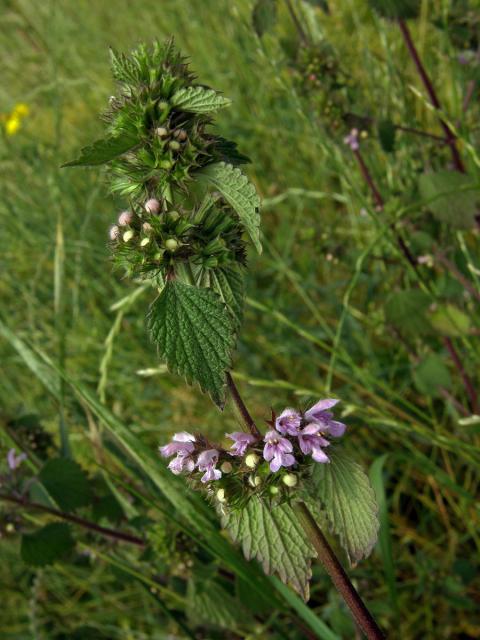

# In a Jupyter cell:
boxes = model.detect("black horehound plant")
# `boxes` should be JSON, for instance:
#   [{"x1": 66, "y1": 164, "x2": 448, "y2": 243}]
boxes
[{"x1": 64, "y1": 40, "x2": 383, "y2": 639}]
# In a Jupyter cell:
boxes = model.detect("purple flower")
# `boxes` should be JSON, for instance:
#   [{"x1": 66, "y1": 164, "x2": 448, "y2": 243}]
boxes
[
  {"x1": 298, "y1": 423, "x2": 330, "y2": 463},
  {"x1": 197, "y1": 449, "x2": 222, "y2": 483},
  {"x1": 275, "y1": 408, "x2": 302, "y2": 436},
  {"x1": 118, "y1": 210, "x2": 133, "y2": 226},
  {"x1": 145, "y1": 198, "x2": 161, "y2": 214},
  {"x1": 226, "y1": 432, "x2": 257, "y2": 456},
  {"x1": 344, "y1": 128, "x2": 359, "y2": 151},
  {"x1": 159, "y1": 431, "x2": 196, "y2": 458},
  {"x1": 168, "y1": 455, "x2": 195, "y2": 475},
  {"x1": 263, "y1": 430, "x2": 296, "y2": 473},
  {"x1": 109, "y1": 225, "x2": 120, "y2": 241},
  {"x1": 7, "y1": 449, "x2": 27, "y2": 471},
  {"x1": 304, "y1": 399, "x2": 346, "y2": 438}
]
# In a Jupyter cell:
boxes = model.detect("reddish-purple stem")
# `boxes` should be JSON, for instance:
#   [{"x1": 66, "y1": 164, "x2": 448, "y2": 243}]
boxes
[
  {"x1": 1, "y1": 493, "x2": 146, "y2": 547},
  {"x1": 398, "y1": 19, "x2": 466, "y2": 173}
]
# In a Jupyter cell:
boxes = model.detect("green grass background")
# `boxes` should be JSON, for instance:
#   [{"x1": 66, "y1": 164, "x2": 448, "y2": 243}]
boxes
[{"x1": 1, "y1": 0, "x2": 479, "y2": 638}]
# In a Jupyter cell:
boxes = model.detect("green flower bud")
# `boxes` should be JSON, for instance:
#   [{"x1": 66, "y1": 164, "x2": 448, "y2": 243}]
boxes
[
  {"x1": 169, "y1": 140, "x2": 181, "y2": 151},
  {"x1": 216, "y1": 488, "x2": 226, "y2": 503},
  {"x1": 159, "y1": 159, "x2": 173, "y2": 170},
  {"x1": 282, "y1": 473, "x2": 298, "y2": 488},
  {"x1": 269, "y1": 486, "x2": 279, "y2": 496},
  {"x1": 167, "y1": 210, "x2": 180, "y2": 223},
  {"x1": 220, "y1": 461, "x2": 233, "y2": 474},
  {"x1": 245, "y1": 453, "x2": 260, "y2": 469},
  {"x1": 140, "y1": 237, "x2": 150, "y2": 247},
  {"x1": 248, "y1": 475, "x2": 262, "y2": 488},
  {"x1": 123, "y1": 229, "x2": 135, "y2": 243},
  {"x1": 165, "y1": 238, "x2": 179, "y2": 252}
]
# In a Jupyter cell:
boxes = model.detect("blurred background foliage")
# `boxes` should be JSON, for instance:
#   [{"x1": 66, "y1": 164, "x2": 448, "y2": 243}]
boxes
[{"x1": 0, "y1": 0, "x2": 479, "y2": 638}]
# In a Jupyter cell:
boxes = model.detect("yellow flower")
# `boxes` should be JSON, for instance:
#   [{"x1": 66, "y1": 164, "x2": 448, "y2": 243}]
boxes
[
  {"x1": 13, "y1": 103, "x2": 29, "y2": 118},
  {"x1": 5, "y1": 116, "x2": 21, "y2": 136}
]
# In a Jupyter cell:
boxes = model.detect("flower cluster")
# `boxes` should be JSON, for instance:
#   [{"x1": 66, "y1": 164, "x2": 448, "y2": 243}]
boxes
[
  {"x1": 159, "y1": 399, "x2": 346, "y2": 505},
  {"x1": 109, "y1": 194, "x2": 246, "y2": 281}
]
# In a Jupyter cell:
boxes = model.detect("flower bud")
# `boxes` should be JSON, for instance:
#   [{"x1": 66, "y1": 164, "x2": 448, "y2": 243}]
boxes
[
  {"x1": 142, "y1": 222, "x2": 153, "y2": 233},
  {"x1": 269, "y1": 486, "x2": 279, "y2": 496},
  {"x1": 155, "y1": 127, "x2": 168, "y2": 138},
  {"x1": 282, "y1": 473, "x2": 298, "y2": 488},
  {"x1": 248, "y1": 475, "x2": 262, "y2": 488},
  {"x1": 118, "y1": 210, "x2": 133, "y2": 226},
  {"x1": 145, "y1": 198, "x2": 161, "y2": 214},
  {"x1": 140, "y1": 237, "x2": 150, "y2": 247},
  {"x1": 109, "y1": 225, "x2": 120, "y2": 241},
  {"x1": 216, "y1": 488, "x2": 226, "y2": 503},
  {"x1": 165, "y1": 238, "x2": 179, "y2": 252},
  {"x1": 123, "y1": 229, "x2": 135, "y2": 243},
  {"x1": 245, "y1": 453, "x2": 260, "y2": 469},
  {"x1": 169, "y1": 140, "x2": 181, "y2": 151},
  {"x1": 167, "y1": 210, "x2": 180, "y2": 223},
  {"x1": 175, "y1": 129, "x2": 188, "y2": 141},
  {"x1": 220, "y1": 461, "x2": 233, "y2": 474}
]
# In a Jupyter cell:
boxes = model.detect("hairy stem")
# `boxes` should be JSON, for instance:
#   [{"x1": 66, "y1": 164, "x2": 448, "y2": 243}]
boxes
[
  {"x1": 226, "y1": 372, "x2": 261, "y2": 437},
  {"x1": 398, "y1": 19, "x2": 465, "y2": 173},
  {"x1": 1, "y1": 493, "x2": 146, "y2": 547},
  {"x1": 294, "y1": 501, "x2": 385, "y2": 640}
]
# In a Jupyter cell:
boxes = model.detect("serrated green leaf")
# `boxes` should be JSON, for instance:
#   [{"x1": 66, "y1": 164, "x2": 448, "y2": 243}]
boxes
[
  {"x1": 384, "y1": 289, "x2": 431, "y2": 335},
  {"x1": 171, "y1": 86, "x2": 231, "y2": 114},
  {"x1": 429, "y1": 304, "x2": 471, "y2": 337},
  {"x1": 419, "y1": 171, "x2": 480, "y2": 229},
  {"x1": 413, "y1": 353, "x2": 452, "y2": 397},
  {"x1": 369, "y1": 0, "x2": 420, "y2": 19},
  {"x1": 21, "y1": 523, "x2": 75, "y2": 567},
  {"x1": 198, "y1": 162, "x2": 262, "y2": 253},
  {"x1": 39, "y1": 458, "x2": 92, "y2": 512},
  {"x1": 147, "y1": 281, "x2": 235, "y2": 407},
  {"x1": 252, "y1": 0, "x2": 278, "y2": 37},
  {"x1": 309, "y1": 449, "x2": 379, "y2": 565},
  {"x1": 62, "y1": 133, "x2": 139, "y2": 167},
  {"x1": 210, "y1": 266, "x2": 245, "y2": 331},
  {"x1": 224, "y1": 497, "x2": 315, "y2": 600}
]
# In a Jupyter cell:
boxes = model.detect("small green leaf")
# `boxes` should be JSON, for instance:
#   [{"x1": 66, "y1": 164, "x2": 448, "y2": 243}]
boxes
[
  {"x1": 369, "y1": 0, "x2": 420, "y2": 19},
  {"x1": 171, "y1": 86, "x2": 231, "y2": 114},
  {"x1": 377, "y1": 119, "x2": 396, "y2": 153},
  {"x1": 309, "y1": 448, "x2": 379, "y2": 565},
  {"x1": 429, "y1": 304, "x2": 471, "y2": 337},
  {"x1": 252, "y1": 0, "x2": 278, "y2": 37},
  {"x1": 62, "y1": 133, "x2": 139, "y2": 167},
  {"x1": 21, "y1": 523, "x2": 75, "y2": 567},
  {"x1": 39, "y1": 458, "x2": 92, "y2": 512},
  {"x1": 413, "y1": 353, "x2": 451, "y2": 397},
  {"x1": 419, "y1": 171, "x2": 480, "y2": 229},
  {"x1": 224, "y1": 497, "x2": 315, "y2": 600},
  {"x1": 147, "y1": 281, "x2": 235, "y2": 407},
  {"x1": 210, "y1": 266, "x2": 245, "y2": 331},
  {"x1": 385, "y1": 289, "x2": 432, "y2": 335},
  {"x1": 198, "y1": 162, "x2": 262, "y2": 253}
]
